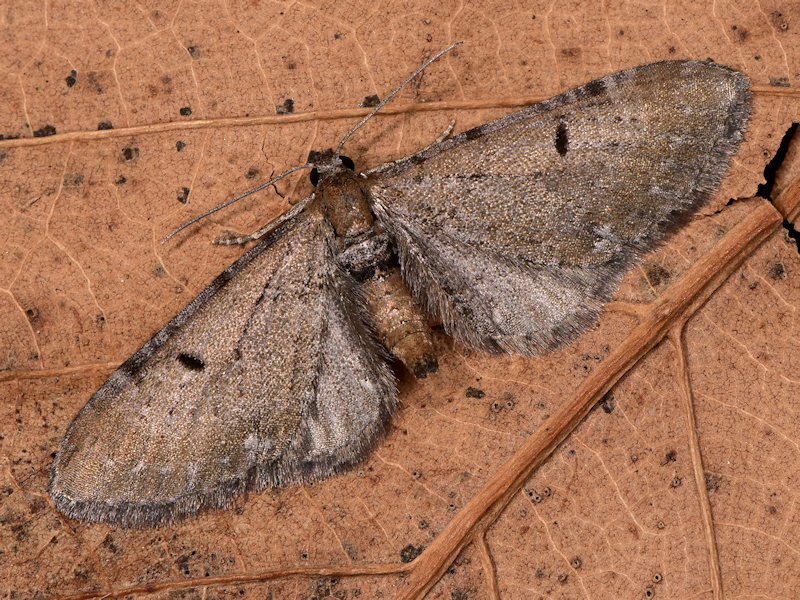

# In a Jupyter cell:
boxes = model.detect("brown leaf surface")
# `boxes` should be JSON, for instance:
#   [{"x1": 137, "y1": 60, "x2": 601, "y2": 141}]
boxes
[{"x1": 2, "y1": 2, "x2": 800, "y2": 599}]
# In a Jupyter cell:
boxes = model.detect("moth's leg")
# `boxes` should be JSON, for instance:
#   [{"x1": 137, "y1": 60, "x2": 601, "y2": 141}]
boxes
[
  {"x1": 214, "y1": 224, "x2": 272, "y2": 245},
  {"x1": 362, "y1": 121, "x2": 456, "y2": 178},
  {"x1": 213, "y1": 195, "x2": 314, "y2": 245},
  {"x1": 365, "y1": 121, "x2": 456, "y2": 178}
]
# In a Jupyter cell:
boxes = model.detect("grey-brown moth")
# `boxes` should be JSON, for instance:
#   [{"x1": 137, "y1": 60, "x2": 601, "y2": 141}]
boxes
[{"x1": 49, "y1": 56, "x2": 750, "y2": 527}]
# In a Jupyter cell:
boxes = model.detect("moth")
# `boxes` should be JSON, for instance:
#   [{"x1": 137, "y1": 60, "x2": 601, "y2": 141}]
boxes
[{"x1": 49, "y1": 51, "x2": 750, "y2": 527}]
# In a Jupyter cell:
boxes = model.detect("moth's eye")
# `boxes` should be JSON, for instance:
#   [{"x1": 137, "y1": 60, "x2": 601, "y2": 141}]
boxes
[
  {"x1": 309, "y1": 168, "x2": 320, "y2": 187},
  {"x1": 340, "y1": 155, "x2": 355, "y2": 170}
]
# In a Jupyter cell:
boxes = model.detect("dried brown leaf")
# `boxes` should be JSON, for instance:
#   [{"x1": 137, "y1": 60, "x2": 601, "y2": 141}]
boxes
[{"x1": 2, "y1": 2, "x2": 800, "y2": 599}]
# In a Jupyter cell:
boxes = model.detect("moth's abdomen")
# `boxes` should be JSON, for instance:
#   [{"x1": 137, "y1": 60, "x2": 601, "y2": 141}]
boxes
[
  {"x1": 336, "y1": 228, "x2": 438, "y2": 379},
  {"x1": 362, "y1": 267, "x2": 438, "y2": 379}
]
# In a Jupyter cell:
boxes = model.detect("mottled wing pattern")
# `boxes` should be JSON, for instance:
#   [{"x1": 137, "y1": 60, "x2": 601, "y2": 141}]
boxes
[
  {"x1": 49, "y1": 205, "x2": 395, "y2": 527},
  {"x1": 367, "y1": 60, "x2": 750, "y2": 353}
]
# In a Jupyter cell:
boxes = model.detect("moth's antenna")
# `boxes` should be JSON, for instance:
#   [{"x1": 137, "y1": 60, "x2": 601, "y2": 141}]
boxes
[
  {"x1": 335, "y1": 41, "x2": 463, "y2": 153},
  {"x1": 161, "y1": 163, "x2": 312, "y2": 243},
  {"x1": 163, "y1": 41, "x2": 462, "y2": 244}
]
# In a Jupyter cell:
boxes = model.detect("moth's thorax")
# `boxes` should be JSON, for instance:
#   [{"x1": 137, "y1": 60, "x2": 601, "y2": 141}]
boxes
[
  {"x1": 315, "y1": 166, "x2": 437, "y2": 379},
  {"x1": 318, "y1": 170, "x2": 373, "y2": 239}
]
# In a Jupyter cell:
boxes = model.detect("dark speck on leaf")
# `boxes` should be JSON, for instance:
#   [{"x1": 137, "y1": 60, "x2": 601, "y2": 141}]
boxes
[
  {"x1": 645, "y1": 264, "x2": 671, "y2": 287},
  {"x1": 276, "y1": 98, "x2": 294, "y2": 114},
  {"x1": 33, "y1": 125, "x2": 57, "y2": 137},
  {"x1": 599, "y1": 392, "x2": 615, "y2": 414},
  {"x1": 769, "y1": 76, "x2": 790, "y2": 87},
  {"x1": 121, "y1": 147, "x2": 139, "y2": 161},
  {"x1": 465, "y1": 386, "x2": 485, "y2": 399},
  {"x1": 97, "y1": 121, "x2": 114, "y2": 130},
  {"x1": 361, "y1": 94, "x2": 381, "y2": 107},
  {"x1": 63, "y1": 172, "x2": 84, "y2": 187},
  {"x1": 179, "y1": 106, "x2": 192, "y2": 116},
  {"x1": 768, "y1": 262, "x2": 786, "y2": 280},
  {"x1": 399, "y1": 543, "x2": 424, "y2": 563}
]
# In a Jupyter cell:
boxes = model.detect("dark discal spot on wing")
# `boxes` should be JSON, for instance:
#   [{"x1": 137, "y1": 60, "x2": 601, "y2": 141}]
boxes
[
  {"x1": 177, "y1": 352, "x2": 205, "y2": 371},
  {"x1": 555, "y1": 120, "x2": 569, "y2": 156}
]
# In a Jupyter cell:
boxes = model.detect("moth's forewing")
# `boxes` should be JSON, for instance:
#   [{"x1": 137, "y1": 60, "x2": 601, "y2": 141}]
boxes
[
  {"x1": 366, "y1": 60, "x2": 749, "y2": 353},
  {"x1": 49, "y1": 205, "x2": 395, "y2": 527}
]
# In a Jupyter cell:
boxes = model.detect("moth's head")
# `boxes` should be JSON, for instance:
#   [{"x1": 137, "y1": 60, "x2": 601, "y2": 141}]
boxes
[{"x1": 308, "y1": 148, "x2": 355, "y2": 187}]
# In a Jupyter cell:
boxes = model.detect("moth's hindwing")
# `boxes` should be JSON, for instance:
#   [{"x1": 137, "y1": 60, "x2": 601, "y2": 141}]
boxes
[{"x1": 49, "y1": 205, "x2": 396, "y2": 527}]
